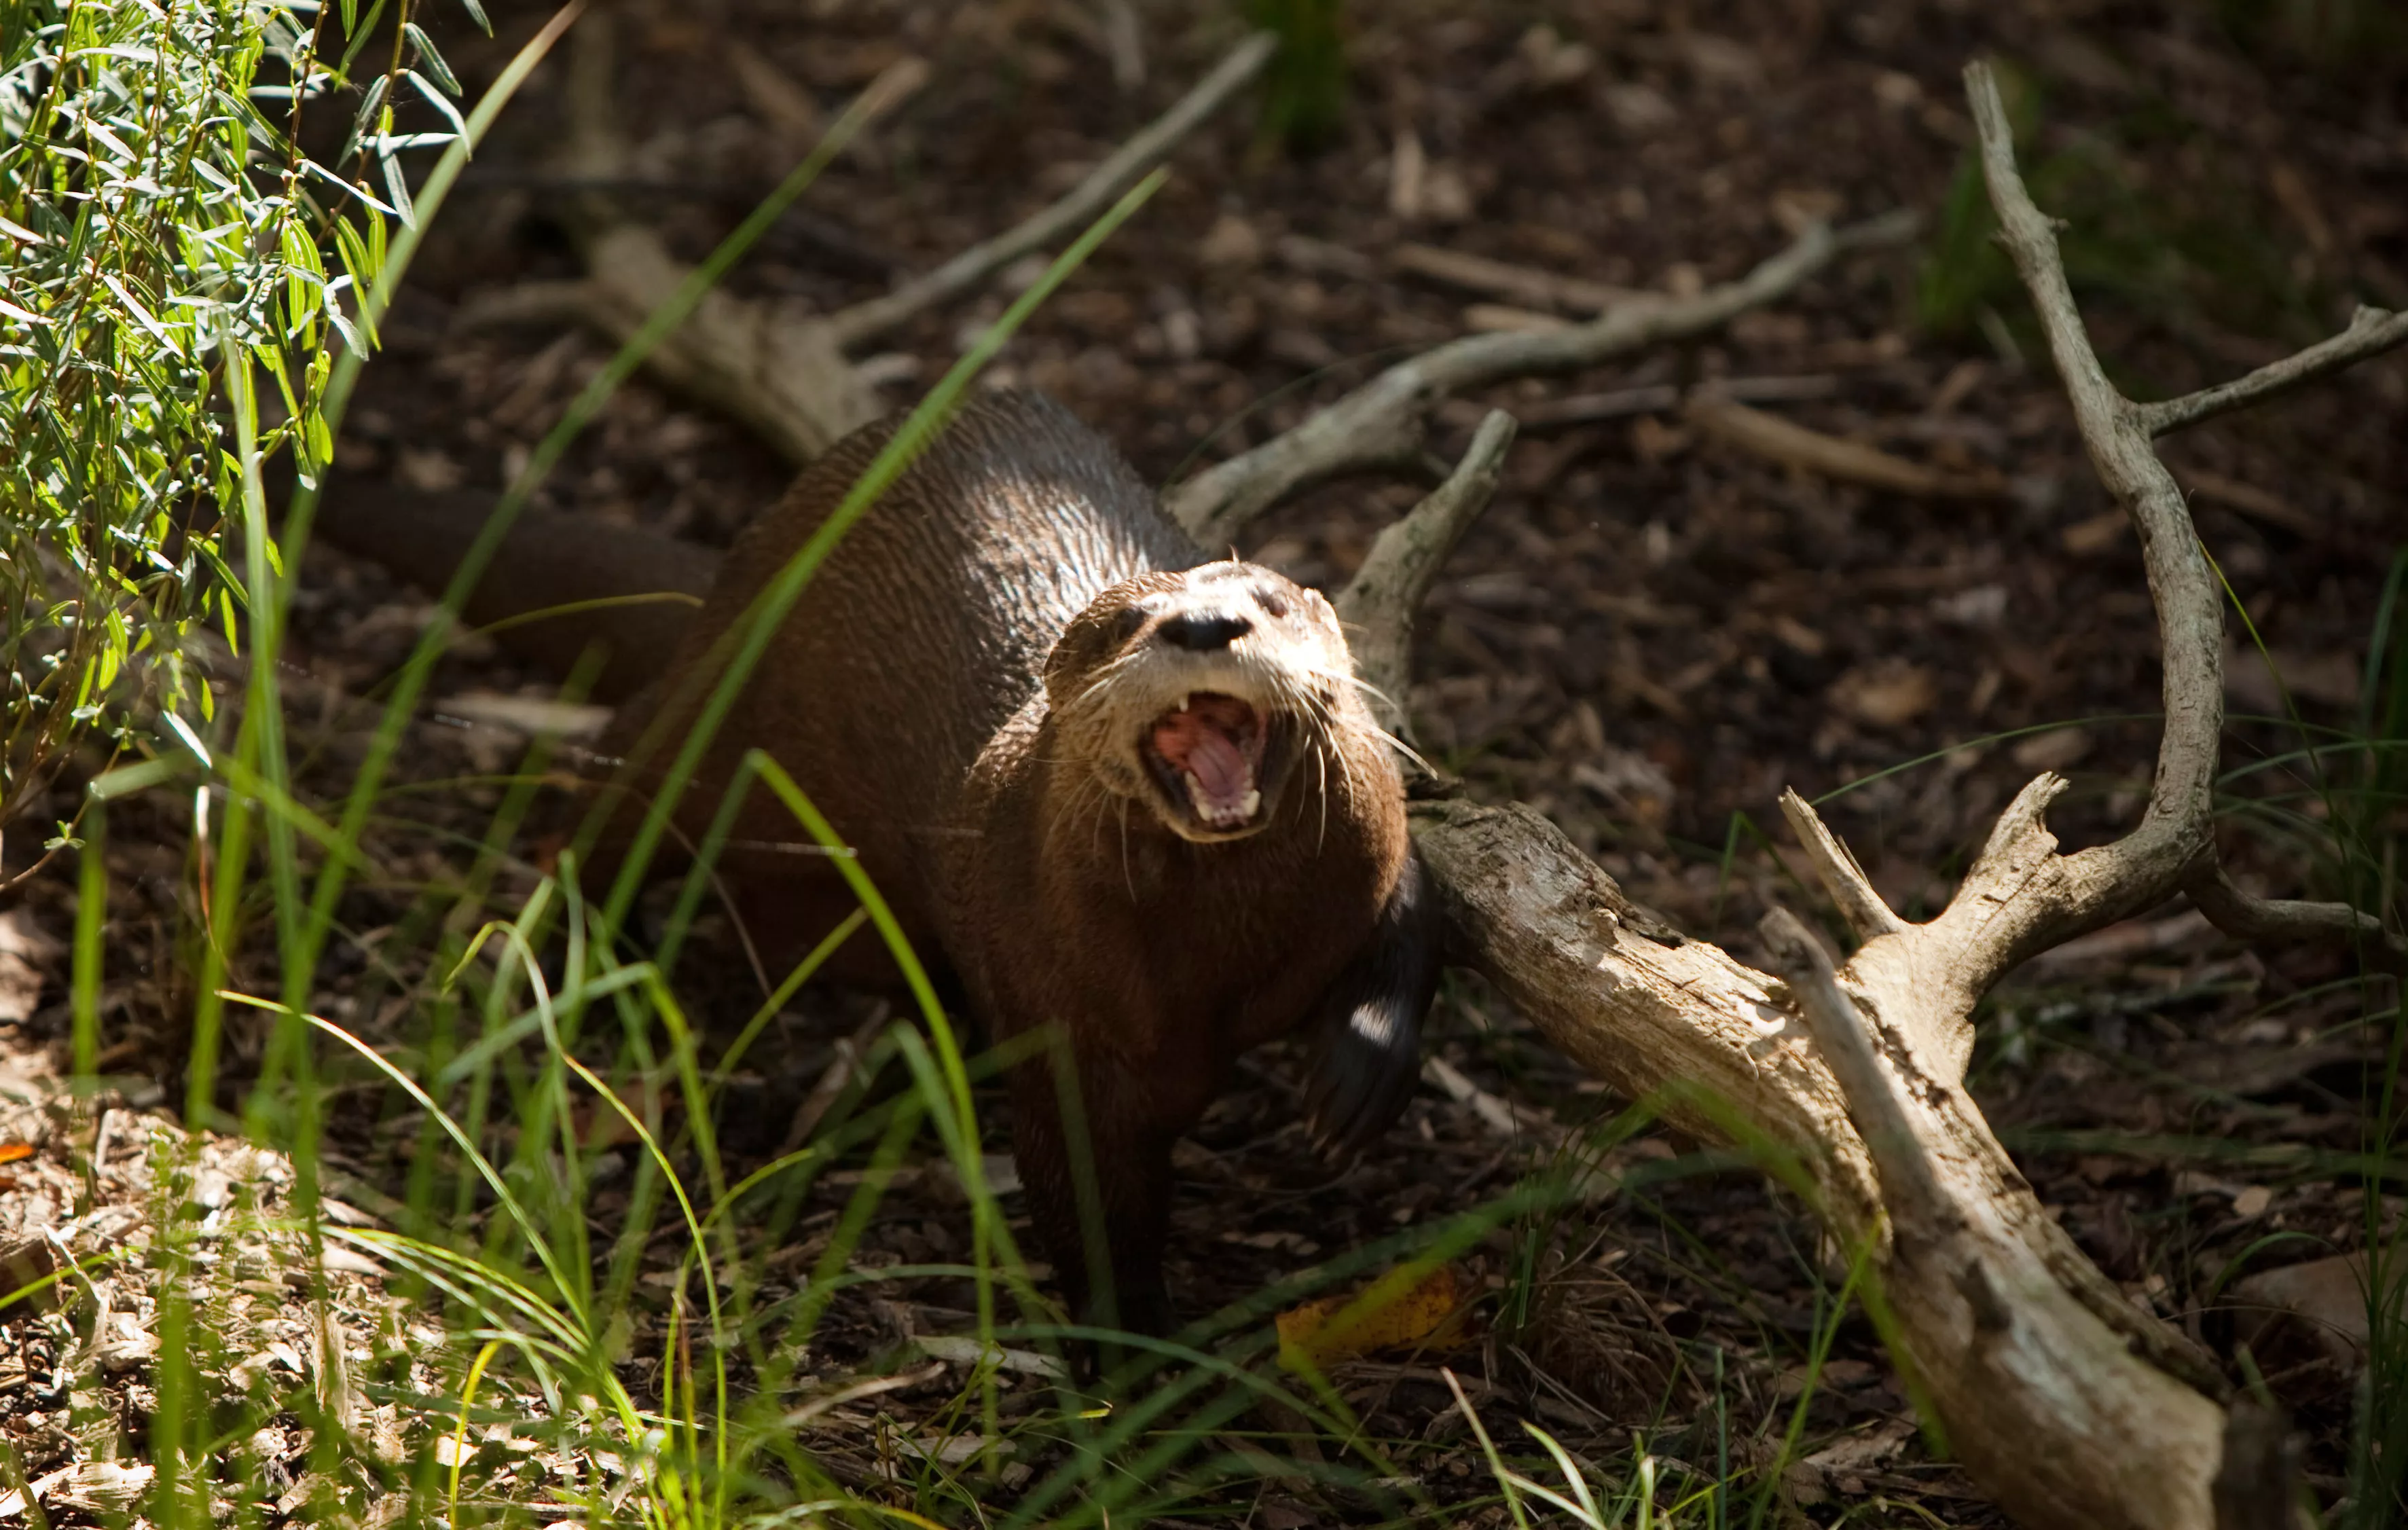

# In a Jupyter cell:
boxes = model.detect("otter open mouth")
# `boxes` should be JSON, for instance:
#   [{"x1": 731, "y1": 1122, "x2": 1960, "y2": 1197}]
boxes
[{"x1": 1142, "y1": 692, "x2": 1269, "y2": 834}]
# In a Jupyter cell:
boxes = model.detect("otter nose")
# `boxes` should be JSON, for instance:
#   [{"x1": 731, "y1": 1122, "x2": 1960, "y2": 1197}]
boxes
[{"x1": 1157, "y1": 610, "x2": 1252, "y2": 651}]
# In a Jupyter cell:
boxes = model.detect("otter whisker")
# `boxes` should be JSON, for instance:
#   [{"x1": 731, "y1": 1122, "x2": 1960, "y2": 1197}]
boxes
[
  {"x1": 1313, "y1": 731, "x2": 1330, "y2": 852},
  {"x1": 1117, "y1": 793, "x2": 1136, "y2": 903}
]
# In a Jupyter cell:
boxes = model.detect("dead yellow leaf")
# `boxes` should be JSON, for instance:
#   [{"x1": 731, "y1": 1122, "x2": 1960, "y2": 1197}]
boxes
[{"x1": 1275, "y1": 1262, "x2": 1470, "y2": 1372}]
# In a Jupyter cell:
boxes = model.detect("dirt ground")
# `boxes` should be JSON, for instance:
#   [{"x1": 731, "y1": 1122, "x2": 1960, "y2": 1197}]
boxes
[{"x1": 3, "y1": 0, "x2": 2405, "y2": 1523}]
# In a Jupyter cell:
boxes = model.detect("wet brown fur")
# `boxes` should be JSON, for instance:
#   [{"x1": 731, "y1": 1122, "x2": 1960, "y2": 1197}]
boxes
[{"x1": 319, "y1": 390, "x2": 1421, "y2": 1334}]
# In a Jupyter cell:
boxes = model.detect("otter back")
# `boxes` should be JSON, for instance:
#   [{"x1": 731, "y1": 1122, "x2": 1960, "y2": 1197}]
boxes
[{"x1": 619, "y1": 391, "x2": 1202, "y2": 917}]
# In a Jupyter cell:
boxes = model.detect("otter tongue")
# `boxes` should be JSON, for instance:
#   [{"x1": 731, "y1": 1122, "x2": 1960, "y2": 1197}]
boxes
[
  {"x1": 1181, "y1": 725, "x2": 1250, "y2": 805},
  {"x1": 1150, "y1": 695, "x2": 1258, "y2": 818}
]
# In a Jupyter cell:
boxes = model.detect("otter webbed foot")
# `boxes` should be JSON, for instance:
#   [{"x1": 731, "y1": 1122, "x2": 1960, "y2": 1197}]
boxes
[{"x1": 1306, "y1": 847, "x2": 1443, "y2": 1156}]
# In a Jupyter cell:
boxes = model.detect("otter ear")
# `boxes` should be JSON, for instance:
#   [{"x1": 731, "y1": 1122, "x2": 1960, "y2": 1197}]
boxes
[{"x1": 1306, "y1": 846, "x2": 1444, "y2": 1156}]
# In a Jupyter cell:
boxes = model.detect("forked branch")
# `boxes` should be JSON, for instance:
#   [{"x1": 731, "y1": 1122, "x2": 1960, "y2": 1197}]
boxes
[
  {"x1": 1167, "y1": 208, "x2": 1920, "y2": 548},
  {"x1": 1965, "y1": 58, "x2": 2408, "y2": 977}
]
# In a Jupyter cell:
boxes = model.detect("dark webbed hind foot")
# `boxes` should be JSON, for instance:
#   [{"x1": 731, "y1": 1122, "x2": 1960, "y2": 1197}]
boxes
[{"x1": 1307, "y1": 847, "x2": 1444, "y2": 1155}]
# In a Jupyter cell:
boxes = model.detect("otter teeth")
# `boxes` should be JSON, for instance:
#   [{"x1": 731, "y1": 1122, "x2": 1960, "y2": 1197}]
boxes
[{"x1": 1182, "y1": 771, "x2": 1262, "y2": 827}]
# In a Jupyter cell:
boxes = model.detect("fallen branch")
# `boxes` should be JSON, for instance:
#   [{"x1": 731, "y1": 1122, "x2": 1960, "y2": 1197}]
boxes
[
  {"x1": 1166, "y1": 208, "x2": 1921, "y2": 548},
  {"x1": 822, "y1": 33, "x2": 1276, "y2": 350},
  {"x1": 494, "y1": 22, "x2": 1277, "y2": 467}
]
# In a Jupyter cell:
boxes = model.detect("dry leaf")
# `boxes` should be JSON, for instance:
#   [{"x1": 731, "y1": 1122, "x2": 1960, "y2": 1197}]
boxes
[
  {"x1": 1829, "y1": 660, "x2": 1937, "y2": 729},
  {"x1": 1198, "y1": 213, "x2": 1262, "y2": 268},
  {"x1": 1275, "y1": 1263, "x2": 1470, "y2": 1372},
  {"x1": 2230, "y1": 1253, "x2": 2392, "y2": 1365},
  {"x1": 2009, "y1": 726, "x2": 2092, "y2": 771},
  {"x1": 0, "y1": 910, "x2": 58, "y2": 1026},
  {"x1": 2226, "y1": 643, "x2": 2362, "y2": 712}
]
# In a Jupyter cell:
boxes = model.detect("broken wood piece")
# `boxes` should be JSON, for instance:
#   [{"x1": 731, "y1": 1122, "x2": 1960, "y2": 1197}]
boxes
[
  {"x1": 1391, "y1": 241, "x2": 1651, "y2": 315},
  {"x1": 1776, "y1": 788, "x2": 1908, "y2": 942},
  {"x1": 1756, "y1": 907, "x2": 1948, "y2": 1226},
  {"x1": 1683, "y1": 392, "x2": 2003, "y2": 498},
  {"x1": 1335, "y1": 409, "x2": 1517, "y2": 741}
]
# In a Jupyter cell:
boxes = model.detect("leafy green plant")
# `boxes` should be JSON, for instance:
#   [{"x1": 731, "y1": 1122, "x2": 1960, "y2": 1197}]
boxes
[{"x1": 0, "y1": 0, "x2": 485, "y2": 894}]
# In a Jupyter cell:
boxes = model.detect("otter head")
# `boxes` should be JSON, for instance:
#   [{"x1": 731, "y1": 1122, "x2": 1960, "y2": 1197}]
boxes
[{"x1": 1044, "y1": 562, "x2": 1364, "y2": 844}]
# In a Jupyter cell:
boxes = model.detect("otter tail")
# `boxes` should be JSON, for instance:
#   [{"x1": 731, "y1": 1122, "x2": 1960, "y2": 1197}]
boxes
[{"x1": 310, "y1": 480, "x2": 723, "y2": 702}]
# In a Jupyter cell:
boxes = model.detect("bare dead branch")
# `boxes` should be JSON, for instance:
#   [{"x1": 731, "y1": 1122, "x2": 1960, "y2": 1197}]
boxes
[
  {"x1": 1333, "y1": 409, "x2": 1516, "y2": 740},
  {"x1": 1165, "y1": 208, "x2": 1920, "y2": 548},
  {"x1": 1776, "y1": 789, "x2": 1908, "y2": 942},
  {"x1": 822, "y1": 33, "x2": 1277, "y2": 350},
  {"x1": 2187, "y1": 864, "x2": 2408, "y2": 977},
  {"x1": 1757, "y1": 908, "x2": 1950, "y2": 1226},
  {"x1": 1964, "y1": 58, "x2": 2406, "y2": 979},
  {"x1": 1969, "y1": 62, "x2": 2223, "y2": 911},
  {"x1": 1410, "y1": 797, "x2": 1887, "y2": 1243},
  {"x1": 2136, "y1": 304, "x2": 2408, "y2": 438}
]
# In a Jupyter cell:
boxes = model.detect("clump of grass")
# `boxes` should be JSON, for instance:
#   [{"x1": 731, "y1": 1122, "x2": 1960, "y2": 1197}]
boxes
[
  {"x1": 1915, "y1": 56, "x2": 2322, "y2": 370},
  {"x1": 1247, "y1": 0, "x2": 1348, "y2": 154},
  {"x1": 2213, "y1": 0, "x2": 2408, "y2": 73}
]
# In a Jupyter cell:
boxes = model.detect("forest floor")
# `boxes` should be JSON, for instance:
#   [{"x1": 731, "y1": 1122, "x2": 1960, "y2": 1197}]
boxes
[{"x1": 3, "y1": 1, "x2": 2405, "y2": 1525}]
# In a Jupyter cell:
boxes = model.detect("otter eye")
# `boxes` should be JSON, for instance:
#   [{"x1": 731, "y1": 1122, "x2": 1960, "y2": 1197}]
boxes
[
  {"x1": 1256, "y1": 588, "x2": 1291, "y2": 619},
  {"x1": 1108, "y1": 605, "x2": 1148, "y2": 644}
]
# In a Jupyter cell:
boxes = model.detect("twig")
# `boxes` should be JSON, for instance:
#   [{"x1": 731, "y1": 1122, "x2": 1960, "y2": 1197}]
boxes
[
  {"x1": 1165, "y1": 208, "x2": 1920, "y2": 548},
  {"x1": 1515, "y1": 374, "x2": 1838, "y2": 431},
  {"x1": 1777, "y1": 789, "x2": 1908, "y2": 941},
  {"x1": 2187, "y1": 865, "x2": 2408, "y2": 978},
  {"x1": 1390, "y1": 241, "x2": 1649, "y2": 315},
  {"x1": 2134, "y1": 305, "x2": 2408, "y2": 437},
  {"x1": 822, "y1": 32, "x2": 1276, "y2": 350},
  {"x1": 1757, "y1": 908, "x2": 1950, "y2": 1227},
  {"x1": 1683, "y1": 392, "x2": 2003, "y2": 498},
  {"x1": 1332, "y1": 409, "x2": 1516, "y2": 740},
  {"x1": 1100, "y1": 0, "x2": 1145, "y2": 94}
]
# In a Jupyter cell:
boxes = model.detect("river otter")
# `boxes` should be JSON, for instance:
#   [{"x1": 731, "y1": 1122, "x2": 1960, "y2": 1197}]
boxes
[{"x1": 320, "y1": 388, "x2": 1440, "y2": 1335}]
